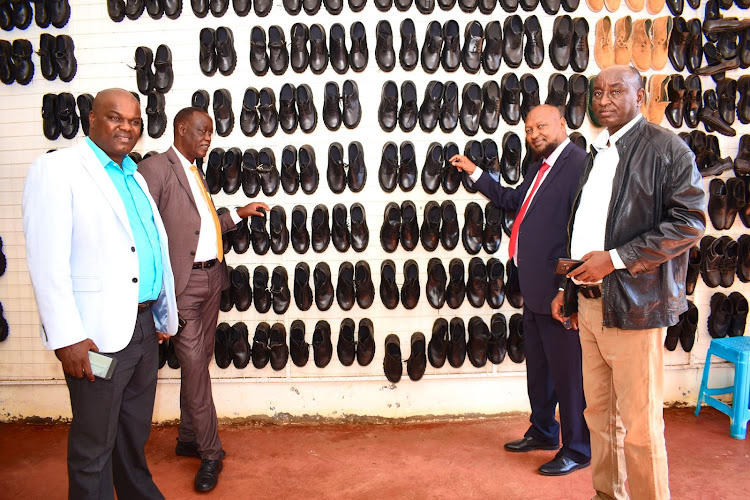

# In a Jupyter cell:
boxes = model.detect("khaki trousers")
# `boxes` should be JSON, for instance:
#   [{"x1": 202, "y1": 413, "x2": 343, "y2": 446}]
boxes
[{"x1": 577, "y1": 295, "x2": 670, "y2": 500}]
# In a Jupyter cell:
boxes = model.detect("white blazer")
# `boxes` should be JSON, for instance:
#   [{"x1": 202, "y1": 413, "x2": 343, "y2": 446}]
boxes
[{"x1": 22, "y1": 141, "x2": 178, "y2": 352}]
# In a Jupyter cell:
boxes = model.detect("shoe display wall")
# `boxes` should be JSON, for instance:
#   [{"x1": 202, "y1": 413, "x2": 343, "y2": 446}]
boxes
[{"x1": 3, "y1": 0, "x2": 750, "y2": 405}]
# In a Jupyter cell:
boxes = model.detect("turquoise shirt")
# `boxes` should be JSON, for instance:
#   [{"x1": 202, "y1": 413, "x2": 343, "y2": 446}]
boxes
[{"x1": 87, "y1": 138, "x2": 163, "y2": 302}]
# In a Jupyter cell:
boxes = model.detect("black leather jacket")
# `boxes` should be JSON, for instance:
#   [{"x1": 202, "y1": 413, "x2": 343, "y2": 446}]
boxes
[{"x1": 566, "y1": 117, "x2": 706, "y2": 330}]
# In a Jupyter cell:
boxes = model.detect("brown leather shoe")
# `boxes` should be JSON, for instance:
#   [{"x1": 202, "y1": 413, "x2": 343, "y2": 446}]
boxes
[
  {"x1": 614, "y1": 16, "x2": 633, "y2": 65},
  {"x1": 604, "y1": 0, "x2": 620, "y2": 11},
  {"x1": 631, "y1": 18, "x2": 653, "y2": 71},
  {"x1": 585, "y1": 0, "x2": 603, "y2": 11},
  {"x1": 646, "y1": 0, "x2": 665, "y2": 14},
  {"x1": 625, "y1": 0, "x2": 644, "y2": 10},
  {"x1": 647, "y1": 74, "x2": 670, "y2": 124},
  {"x1": 594, "y1": 16, "x2": 615, "y2": 69},
  {"x1": 651, "y1": 16, "x2": 673, "y2": 70}
]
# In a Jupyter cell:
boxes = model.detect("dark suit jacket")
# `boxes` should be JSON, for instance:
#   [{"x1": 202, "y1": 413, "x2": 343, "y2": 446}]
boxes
[
  {"x1": 138, "y1": 148, "x2": 236, "y2": 296},
  {"x1": 474, "y1": 141, "x2": 586, "y2": 314}
]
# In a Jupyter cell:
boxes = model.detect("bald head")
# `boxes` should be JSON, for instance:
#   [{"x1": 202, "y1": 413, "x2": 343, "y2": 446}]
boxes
[
  {"x1": 524, "y1": 104, "x2": 568, "y2": 158},
  {"x1": 591, "y1": 66, "x2": 645, "y2": 134},
  {"x1": 88, "y1": 88, "x2": 142, "y2": 166}
]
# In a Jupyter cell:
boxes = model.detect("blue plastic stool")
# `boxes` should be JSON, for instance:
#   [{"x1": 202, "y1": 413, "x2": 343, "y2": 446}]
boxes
[{"x1": 695, "y1": 336, "x2": 750, "y2": 439}]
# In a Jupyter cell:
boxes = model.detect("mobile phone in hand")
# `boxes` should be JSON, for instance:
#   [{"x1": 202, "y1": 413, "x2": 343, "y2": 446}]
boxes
[{"x1": 555, "y1": 258, "x2": 584, "y2": 275}]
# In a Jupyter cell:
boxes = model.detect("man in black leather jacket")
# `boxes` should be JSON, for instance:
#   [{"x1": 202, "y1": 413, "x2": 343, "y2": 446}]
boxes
[{"x1": 551, "y1": 66, "x2": 705, "y2": 500}]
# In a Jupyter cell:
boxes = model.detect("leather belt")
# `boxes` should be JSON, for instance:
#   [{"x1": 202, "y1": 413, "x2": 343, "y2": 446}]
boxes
[
  {"x1": 138, "y1": 300, "x2": 156, "y2": 313},
  {"x1": 193, "y1": 259, "x2": 217, "y2": 270},
  {"x1": 579, "y1": 284, "x2": 602, "y2": 299}
]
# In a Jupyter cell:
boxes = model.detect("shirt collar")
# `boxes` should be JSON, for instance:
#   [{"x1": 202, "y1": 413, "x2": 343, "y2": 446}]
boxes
[
  {"x1": 543, "y1": 138, "x2": 570, "y2": 168},
  {"x1": 592, "y1": 113, "x2": 643, "y2": 152},
  {"x1": 171, "y1": 145, "x2": 193, "y2": 170},
  {"x1": 86, "y1": 137, "x2": 137, "y2": 175}
]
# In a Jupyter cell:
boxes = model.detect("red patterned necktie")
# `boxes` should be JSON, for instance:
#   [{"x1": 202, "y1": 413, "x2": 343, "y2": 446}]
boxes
[{"x1": 508, "y1": 161, "x2": 551, "y2": 259}]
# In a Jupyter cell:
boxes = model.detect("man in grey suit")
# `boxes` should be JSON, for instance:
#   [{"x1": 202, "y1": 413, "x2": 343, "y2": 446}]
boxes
[
  {"x1": 139, "y1": 107, "x2": 268, "y2": 492},
  {"x1": 23, "y1": 88, "x2": 178, "y2": 499}
]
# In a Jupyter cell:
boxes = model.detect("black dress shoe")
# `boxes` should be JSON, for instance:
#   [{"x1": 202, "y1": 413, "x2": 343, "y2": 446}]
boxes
[
  {"x1": 233, "y1": 0, "x2": 251, "y2": 15},
  {"x1": 291, "y1": 22, "x2": 309, "y2": 74},
  {"x1": 729, "y1": 292, "x2": 748, "y2": 337},
  {"x1": 294, "y1": 262, "x2": 313, "y2": 311},
  {"x1": 467, "y1": 316, "x2": 490, "y2": 367},
  {"x1": 500, "y1": 132, "x2": 522, "y2": 185},
  {"x1": 214, "y1": 322, "x2": 232, "y2": 367},
  {"x1": 330, "y1": 23, "x2": 349, "y2": 74},
  {"x1": 406, "y1": 332, "x2": 427, "y2": 381},
  {"x1": 400, "y1": 200, "x2": 419, "y2": 251},
  {"x1": 479, "y1": 81, "x2": 501, "y2": 135},
  {"x1": 311, "y1": 204, "x2": 330, "y2": 253},
  {"x1": 213, "y1": 88, "x2": 234, "y2": 137},
  {"x1": 384, "y1": 334, "x2": 402, "y2": 383},
  {"x1": 209, "y1": 0, "x2": 228, "y2": 15},
  {"x1": 442, "y1": 143, "x2": 461, "y2": 193},
  {"x1": 466, "y1": 257, "x2": 487, "y2": 308},
  {"x1": 314, "y1": 262, "x2": 334, "y2": 311},
  {"x1": 419, "y1": 80, "x2": 443, "y2": 132},
  {"x1": 379, "y1": 142, "x2": 399, "y2": 192},
  {"x1": 376, "y1": 20, "x2": 395, "y2": 72},
  {"x1": 258, "y1": 87, "x2": 278, "y2": 138},
  {"x1": 290, "y1": 320, "x2": 309, "y2": 367},
  {"x1": 195, "y1": 458, "x2": 223, "y2": 492},
  {"x1": 566, "y1": 74, "x2": 588, "y2": 130},
  {"x1": 213, "y1": 26, "x2": 235, "y2": 76},
  {"x1": 242, "y1": 149, "x2": 261, "y2": 197},
  {"x1": 379, "y1": 81, "x2": 399, "y2": 132},
  {"x1": 401, "y1": 259, "x2": 420, "y2": 309},
  {"x1": 270, "y1": 206, "x2": 289, "y2": 255},
  {"x1": 313, "y1": 320, "x2": 333, "y2": 368},
  {"x1": 125, "y1": 0, "x2": 145, "y2": 19},
  {"x1": 462, "y1": 202, "x2": 484, "y2": 255},
  {"x1": 336, "y1": 263, "x2": 355, "y2": 311},
  {"x1": 486, "y1": 257, "x2": 505, "y2": 309},
  {"x1": 222, "y1": 147, "x2": 241, "y2": 195},
  {"x1": 539, "y1": 455, "x2": 590, "y2": 476},
  {"x1": 193, "y1": 89, "x2": 210, "y2": 113},
  {"x1": 482, "y1": 21, "x2": 503, "y2": 75},
  {"x1": 666, "y1": 75, "x2": 686, "y2": 128},
  {"x1": 350, "y1": 203, "x2": 369, "y2": 252},
  {"x1": 550, "y1": 15, "x2": 572, "y2": 71},
  {"x1": 38, "y1": 34, "x2": 56, "y2": 81},
  {"x1": 429, "y1": 318, "x2": 449, "y2": 368},
  {"x1": 281, "y1": 146, "x2": 299, "y2": 195},
  {"x1": 11, "y1": 39, "x2": 33, "y2": 86},
  {"x1": 349, "y1": 0, "x2": 367, "y2": 11},
  {"x1": 448, "y1": 317, "x2": 466, "y2": 368},
  {"x1": 483, "y1": 203, "x2": 502, "y2": 254},
  {"x1": 445, "y1": 258, "x2": 465, "y2": 309},
  {"x1": 338, "y1": 318, "x2": 356, "y2": 366},
  {"x1": 506, "y1": 258, "x2": 524, "y2": 308},
  {"x1": 279, "y1": 83, "x2": 298, "y2": 134},
  {"x1": 355, "y1": 260, "x2": 375, "y2": 309},
  {"x1": 441, "y1": 20, "x2": 460, "y2": 72},
  {"x1": 332, "y1": 203, "x2": 351, "y2": 252},
  {"x1": 500, "y1": 73, "x2": 521, "y2": 126},
  {"x1": 303, "y1": 0, "x2": 322, "y2": 14},
  {"x1": 462, "y1": 21, "x2": 484, "y2": 74},
  {"x1": 269, "y1": 323, "x2": 289, "y2": 370},
  {"x1": 669, "y1": 17, "x2": 690, "y2": 72},
  {"x1": 219, "y1": 266, "x2": 233, "y2": 311},
  {"x1": 717, "y1": 77, "x2": 737, "y2": 126},
  {"x1": 546, "y1": 73, "x2": 568, "y2": 115},
  {"x1": 107, "y1": 0, "x2": 125, "y2": 21},
  {"x1": 374, "y1": 0, "x2": 392, "y2": 8},
  {"x1": 426, "y1": 257, "x2": 447, "y2": 309},
  {"x1": 42, "y1": 93, "x2": 60, "y2": 140},
  {"x1": 252, "y1": 322, "x2": 271, "y2": 368},
  {"x1": 422, "y1": 20, "x2": 443, "y2": 73},
  {"x1": 420, "y1": 201, "x2": 441, "y2": 251},
  {"x1": 571, "y1": 17, "x2": 589, "y2": 72},
  {"x1": 508, "y1": 313, "x2": 525, "y2": 362},
  {"x1": 232, "y1": 219, "x2": 250, "y2": 255},
  {"x1": 399, "y1": 81, "x2": 418, "y2": 132},
  {"x1": 440, "y1": 200, "x2": 459, "y2": 250},
  {"x1": 327, "y1": 142, "x2": 346, "y2": 194},
  {"x1": 400, "y1": 18, "x2": 419, "y2": 71},
  {"x1": 503, "y1": 15, "x2": 523, "y2": 68},
  {"x1": 324, "y1": 0, "x2": 343, "y2": 14},
  {"x1": 342, "y1": 80, "x2": 361, "y2": 129},
  {"x1": 708, "y1": 178, "x2": 728, "y2": 230},
  {"x1": 51, "y1": 35, "x2": 76, "y2": 84},
  {"x1": 440, "y1": 81, "x2": 459, "y2": 133},
  {"x1": 357, "y1": 318, "x2": 376, "y2": 366},
  {"x1": 146, "y1": 91, "x2": 166, "y2": 139},
  {"x1": 309, "y1": 24, "x2": 328, "y2": 75},
  {"x1": 250, "y1": 26, "x2": 269, "y2": 76},
  {"x1": 380, "y1": 259, "x2": 400, "y2": 309},
  {"x1": 296, "y1": 84, "x2": 317, "y2": 134},
  {"x1": 254, "y1": 0, "x2": 272, "y2": 16},
  {"x1": 459, "y1": 83, "x2": 482, "y2": 137},
  {"x1": 299, "y1": 145, "x2": 319, "y2": 194},
  {"x1": 421, "y1": 143, "x2": 443, "y2": 195},
  {"x1": 488, "y1": 313, "x2": 507, "y2": 364},
  {"x1": 152, "y1": 44, "x2": 172, "y2": 93},
  {"x1": 257, "y1": 148, "x2": 279, "y2": 196},
  {"x1": 230, "y1": 322, "x2": 251, "y2": 369},
  {"x1": 399, "y1": 141, "x2": 417, "y2": 191},
  {"x1": 250, "y1": 209, "x2": 271, "y2": 256},
  {"x1": 206, "y1": 148, "x2": 224, "y2": 195}
]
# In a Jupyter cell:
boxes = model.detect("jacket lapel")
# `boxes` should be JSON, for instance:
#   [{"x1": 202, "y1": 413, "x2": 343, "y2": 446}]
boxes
[
  {"x1": 524, "y1": 142, "x2": 574, "y2": 217},
  {"x1": 77, "y1": 142, "x2": 133, "y2": 239},
  {"x1": 166, "y1": 148, "x2": 198, "y2": 210}
]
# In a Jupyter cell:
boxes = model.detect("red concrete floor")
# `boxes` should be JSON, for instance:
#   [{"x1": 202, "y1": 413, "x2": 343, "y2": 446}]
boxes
[{"x1": 0, "y1": 407, "x2": 748, "y2": 499}]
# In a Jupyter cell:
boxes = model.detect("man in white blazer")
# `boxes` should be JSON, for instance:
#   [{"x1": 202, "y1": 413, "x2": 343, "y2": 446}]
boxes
[{"x1": 22, "y1": 88, "x2": 177, "y2": 500}]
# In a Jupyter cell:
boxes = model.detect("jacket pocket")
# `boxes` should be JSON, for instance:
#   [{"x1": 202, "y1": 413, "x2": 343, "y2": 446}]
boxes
[{"x1": 72, "y1": 277, "x2": 102, "y2": 292}]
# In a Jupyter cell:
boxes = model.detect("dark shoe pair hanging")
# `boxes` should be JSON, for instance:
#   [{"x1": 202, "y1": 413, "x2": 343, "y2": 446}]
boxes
[
  {"x1": 199, "y1": 26, "x2": 236, "y2": 76},
  {"x1": 134, "y1": 44, "x2": 172, "y2": 94},
  {"x1": 0, "y1": 39, "x2": 33, "y2": 85},
  {"x1": 41, "y1": 92, "x2": 80, "y2": 140},
  {"x1": 37, "y1": 33, "x2": 76, "y2": 82},
  {"x1": 327, "y1": 141, "x2": 366, "y2": 193},
  {"x1": 323, "y1": 80, "x2": 361, "y2": 131}
]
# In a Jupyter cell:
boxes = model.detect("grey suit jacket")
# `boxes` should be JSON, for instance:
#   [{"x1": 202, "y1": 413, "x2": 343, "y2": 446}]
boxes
[{"x1": 138, "y1": 148, "x2": 235, "y2": 296}]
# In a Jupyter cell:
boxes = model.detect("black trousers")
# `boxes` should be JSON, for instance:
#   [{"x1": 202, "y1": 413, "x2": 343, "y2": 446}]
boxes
[
  {"x1": 522, "y1": 307, "x2": 591, "y2": 464},
  {"x1": 65, "y1": 308, "x2": 164, "y2": 500}
]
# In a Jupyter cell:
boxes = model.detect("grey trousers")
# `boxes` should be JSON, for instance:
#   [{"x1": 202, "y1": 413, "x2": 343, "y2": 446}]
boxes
[{"x1": 65, "y1": 307, "x2": 163, "y2": 500}]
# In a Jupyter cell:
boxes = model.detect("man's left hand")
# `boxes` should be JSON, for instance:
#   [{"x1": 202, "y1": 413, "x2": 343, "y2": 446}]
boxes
[
  {"x1": 156, "y1": 332, "x2": 170, "y2": 344},
  {"x1": 237, "y1": 202, "x2": 270, "y2": 219},
  {"x1": 567, "y1": 251, "x2": 615, "y2": 283}
]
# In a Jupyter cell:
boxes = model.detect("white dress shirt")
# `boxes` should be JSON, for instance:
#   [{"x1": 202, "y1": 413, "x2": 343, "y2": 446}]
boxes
[
  {"x1": 471, "y1": 138, "x2": 571, "y2": 263},
  {"x1": 570, "y1": 114, "x2": 643, "y2": 283},
  {"x1": 173, "y1": 147, "x2": 241, "y2": 263}
]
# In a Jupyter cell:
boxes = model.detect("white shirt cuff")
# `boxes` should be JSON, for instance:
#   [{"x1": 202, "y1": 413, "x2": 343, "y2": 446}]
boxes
[
  {"x1": 230, "y1": 209, "x2": 242, "y2": 225},
  {"x1": 469, "y1": 166, "x2": 484, "y2": 182},
  {"x1": 609, "y1": 248, "x2": 626, "y2": 270}
]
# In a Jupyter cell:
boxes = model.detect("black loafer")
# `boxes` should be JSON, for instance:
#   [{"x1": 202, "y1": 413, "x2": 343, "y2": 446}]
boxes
[
  {"x1": 504, "y1": 436, "x2": 559, "y2": 453},
  {"x1": 194, "y1": 459, "x2": 223, "y2": 492},
  {"x1": 538, "y1": 455, "x2": 590, "y2": 476}
]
